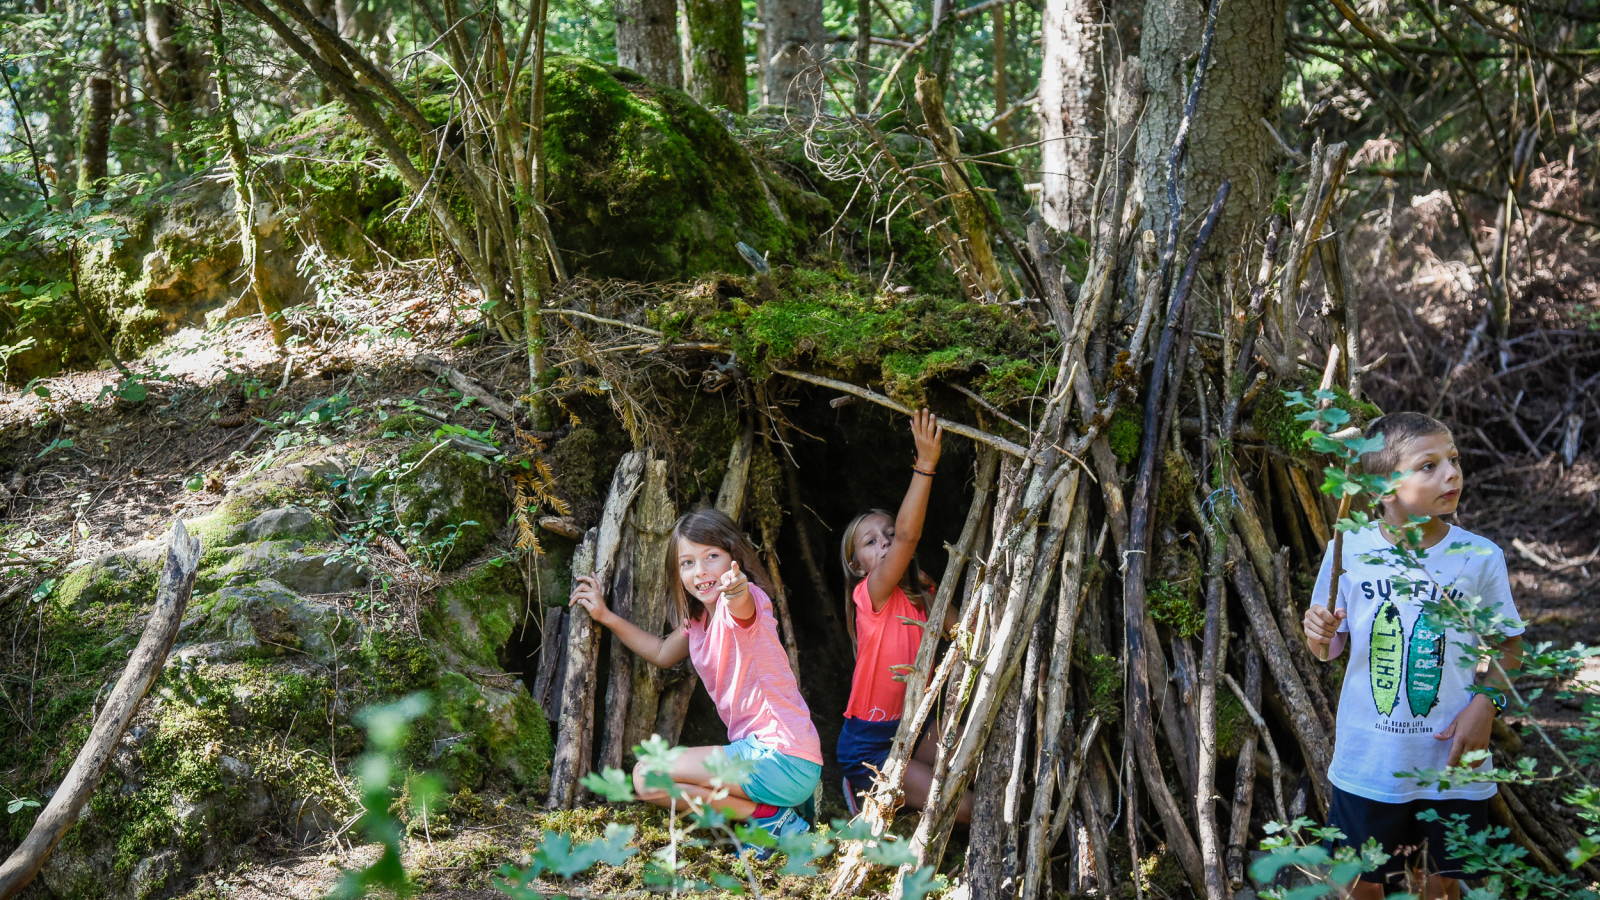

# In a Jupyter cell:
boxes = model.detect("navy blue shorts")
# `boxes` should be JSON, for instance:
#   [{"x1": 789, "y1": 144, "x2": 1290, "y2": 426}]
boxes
[
  {"x1": 1326, "y1": 785, "x2": 1490, "y2": 884},
  {"x1": 838, "y1": 717, "x2": 929, "y2": 794}
]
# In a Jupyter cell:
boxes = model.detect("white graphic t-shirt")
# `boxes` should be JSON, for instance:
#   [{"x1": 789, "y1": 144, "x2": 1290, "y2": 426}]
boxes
[{"x1": 1312, "y1": 523, "x2": 1523, "y2": 802}]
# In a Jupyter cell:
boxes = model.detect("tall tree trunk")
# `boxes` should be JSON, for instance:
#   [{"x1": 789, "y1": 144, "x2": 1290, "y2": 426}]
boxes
[
  {"x1": 77, "y1": 0, "x2": 117, "y2": 196},
  {"x1": 1135, "y1": 0, "x2": 1284, "y2": 260},
  {"x1": 1039, "y1": 0, "x2": 1102, "y2": 233},
  {"x1": 683, "y1": 0, "x2": 746, "y2": 110},
  {"x1": 854, "y1": 0, "x2": 870, "y2": 113},
  {"x1": 992, "y1": 4, "x2": 1011, "y2": 146},
  {"x1": 763, "y1": 0, "x2": 823, "y2": 110},
  {"x1": 211, "y1": 0, "x2": 288, "y2": 347},
  {"x1": 76, "y1": 69, "x2": 113, "y2": 196},
  {"x1": 617, "y1": 0, "x2": 683, "y2": 87}
]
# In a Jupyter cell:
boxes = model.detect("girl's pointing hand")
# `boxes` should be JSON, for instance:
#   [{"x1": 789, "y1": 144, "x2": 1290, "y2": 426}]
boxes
[{"x1": 718, "y1": 560, "x2": 749, "y2": 600}]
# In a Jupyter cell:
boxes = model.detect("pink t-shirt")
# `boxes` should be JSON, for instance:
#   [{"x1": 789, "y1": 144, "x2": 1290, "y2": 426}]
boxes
[
  {"x1": 683, "y1": 584, "x2": 823, "y2": 764},
  {"x1": 845, "y1": 579, "x2": 928, "y2": 721}
]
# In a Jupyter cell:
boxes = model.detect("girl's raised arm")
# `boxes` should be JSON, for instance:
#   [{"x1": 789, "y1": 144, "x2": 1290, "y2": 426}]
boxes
[
  {"x1": 866, "y1": 408, "x2": 943, "y2": 612},
  {"x1": 570, "y1": 574, "x2": 690, "y2": 667}
]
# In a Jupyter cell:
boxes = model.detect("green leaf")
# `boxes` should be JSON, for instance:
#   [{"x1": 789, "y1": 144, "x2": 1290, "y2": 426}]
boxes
[
  {"x1": 1251, "y1": 845, "x2": 1333, "y2": 883},
  {"x1": 701, "y1": 748, "x2": 757, "y2": 789},
  {"x1": 777, "y1": 831, "x2": 834, "y2": 875},
  {"x1": 864, "y1": 837, "x2": 916, "y2": 867},
  {"x1": 581, "y1": 767, "x2": 636, "y2": 803},
  {"x1": 899, "y1": 866, "x2": 942, "y2": 900},
  {"x1": 830, "y1": 818, "x2": 879, "y2": 841},
  {"x1": 7, "y1": 798, "x2": 40, "y2": 814}
]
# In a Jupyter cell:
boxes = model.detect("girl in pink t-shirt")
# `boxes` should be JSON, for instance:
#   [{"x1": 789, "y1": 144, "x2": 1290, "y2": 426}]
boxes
[
  {"x1": 838, "y1": 408, "x2": 970, "y2": 823},
  {"x1": 570, "y1": 508, "x2": 820, "y2": 843}
]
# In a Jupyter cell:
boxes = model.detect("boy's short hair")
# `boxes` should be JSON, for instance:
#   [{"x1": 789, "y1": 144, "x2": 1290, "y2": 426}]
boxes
[{"x1": 1360, "y1": 411, "x2": 1453, "y2": 477}]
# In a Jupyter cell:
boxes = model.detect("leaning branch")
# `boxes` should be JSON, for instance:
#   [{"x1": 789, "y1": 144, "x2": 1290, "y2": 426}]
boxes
[
  {"x1": 772, "y1": 369, "x2": 1030, "y2": 458},
  {"x1": 0, "y1": 520, "x2": 202, "y2": 900}
]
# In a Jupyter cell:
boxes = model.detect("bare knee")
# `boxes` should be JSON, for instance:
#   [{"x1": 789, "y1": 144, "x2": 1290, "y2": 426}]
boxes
[{"x1": 632, "y1": 760, "x2": 660, "y2": 800}]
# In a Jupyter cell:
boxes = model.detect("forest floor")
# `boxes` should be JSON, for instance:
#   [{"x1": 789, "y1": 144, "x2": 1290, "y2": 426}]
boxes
[{"x1": 1, "y1": 259, "x2": 1597, "y2": 899}]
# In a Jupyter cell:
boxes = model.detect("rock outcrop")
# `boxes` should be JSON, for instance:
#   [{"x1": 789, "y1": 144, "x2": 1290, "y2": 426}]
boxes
[{"x1": 12, "y1": 446, "x2": 553, "y2": 900}]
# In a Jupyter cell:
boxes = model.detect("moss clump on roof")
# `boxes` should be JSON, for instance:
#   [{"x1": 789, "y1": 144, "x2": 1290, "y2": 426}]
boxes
[{"x1": 654, "y1": 266, "x2": 1052, "y2": 409}]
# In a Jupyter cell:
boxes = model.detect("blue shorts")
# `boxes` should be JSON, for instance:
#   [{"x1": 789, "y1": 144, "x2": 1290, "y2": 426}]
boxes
[
  {"x1": 724, "y1": 735, "x2": 822, "y2": 809},
  {"x1": 838, "y1": 716, "x2": 928, "y2": 794}
]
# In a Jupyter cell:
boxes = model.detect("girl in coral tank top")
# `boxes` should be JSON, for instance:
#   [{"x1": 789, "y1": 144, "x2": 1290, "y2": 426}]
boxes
[
  {"x1": 570, "y1": 508, "x2": 820, "y2": 848},
  {"x1": 837, "y1": 409, "x2": 971, "y2": 823}
]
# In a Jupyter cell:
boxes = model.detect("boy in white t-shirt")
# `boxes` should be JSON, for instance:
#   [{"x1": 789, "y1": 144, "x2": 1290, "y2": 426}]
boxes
[{"x1": 1303, "y1": 412, "x2": 1524, "y2": 899}]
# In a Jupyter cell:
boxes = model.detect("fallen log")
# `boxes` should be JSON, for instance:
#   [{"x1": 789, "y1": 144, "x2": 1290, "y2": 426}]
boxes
[
  {"x1": 0, "y1": 519, "x2": 202, "y2": 900},
  {"x1": 411, "y1": 354, "x2": 518, "y2": 424}
]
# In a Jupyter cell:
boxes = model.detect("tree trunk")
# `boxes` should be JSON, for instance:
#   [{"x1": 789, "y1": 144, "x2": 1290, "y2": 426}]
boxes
[
  {"x1": 683, "y1": 0, "x2": 746, "y2": 111},
  {"x1": 762, "y1": 0, "x2": 824, "y2": 110},
  {"x1": 77, "y1": 4, "x2": 116, "y2": 197},
  {"x1": 992, "y1": 4, "x2": 1011, "y2": 147},
  {"x1": 1039, "y1": 0, "x2": 1102, "y2": 233},
  {"x1": 1135, "y1": 0, "x2": 1284, "y2": 260},
  {"x1": 617, "y1": 0, "x2": 684, "y2": 87}
]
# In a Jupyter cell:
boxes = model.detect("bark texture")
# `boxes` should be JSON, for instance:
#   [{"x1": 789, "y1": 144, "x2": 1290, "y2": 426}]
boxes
[
  {"x1": 617, "y1": 0, "x2": 684, "y2": 88},
  {"x1": 762, "y1": 0, "x2": 824, "y2": 110},
  {"x1": 1039, "y1": 0, "x2": 1103, "y2": 232},
  {"x1": 1136, "y1": 0, "x2": 1284, "y2": 257},
  {"x1": 683, "y1": 0, "x2": 746, "y2": 110}
]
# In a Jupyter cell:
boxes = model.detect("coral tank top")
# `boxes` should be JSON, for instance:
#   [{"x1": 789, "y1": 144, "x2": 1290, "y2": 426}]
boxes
[{"x1": 844, "y1": 579, "x2": 929, "y2": 722}]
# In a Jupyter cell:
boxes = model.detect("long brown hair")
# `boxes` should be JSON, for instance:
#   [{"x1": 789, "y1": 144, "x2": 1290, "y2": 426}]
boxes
[
  {"x1": 665, "y1": 508, "x2": 773, "y2": 628},
  {"x1": 839, "y1": 509, "x2": 934, "y2": 650}
]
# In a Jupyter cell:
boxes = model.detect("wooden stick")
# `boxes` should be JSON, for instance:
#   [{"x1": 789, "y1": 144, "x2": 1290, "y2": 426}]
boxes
[
  {"x1": 597, "y1": 526, "x2": 640, "y2": 775},
  {"x1": 772, "y1": 369, "x2": 1030, "y2": 459},
  {"x1": 620, "y1": 459, "x2": 677, "y2": 758},
  {"x1": 531, "y1": 605, "x2": 567, "y2": 713},
  {"x1": 1020, "y1": 497, "x2": 1092, "y2": 900},
  {"x1": 1226, "y1": 641, "x2": 1263, "y2": 888},
  {"x1": 1285, "y1": 466, "x2": 1332, "y2": 546},
  {"x1": 1225, "y1": 666, "x2": 1286, "y2": 823},
  {"x1": 0, "y1": 520, "x2": 201, "y2": 900},
  {"x1": 1273, "y1": 549, "x2": 1337, "y2": 736},
  {"x1": 548, "y1": 453, "x2": 646, "y2": 809},
  {"x1": 909, "y1": 468, "x2": 1080, "y2": 877},
  {"x1": 830, "y1": 445, "x2": 1000, "y2": 897},
  {"x1": 547, "y1": 529, "x2": 598, "y2": 810},
  {"x1": 1229, "y1": 537, "x2": 1331, "y2": 814},
  {"x1": 411, "y1": 353, "x2": 519, "y2": 424}
]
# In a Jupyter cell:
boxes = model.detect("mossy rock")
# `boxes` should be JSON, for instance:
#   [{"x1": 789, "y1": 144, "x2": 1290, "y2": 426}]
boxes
[
  {"x1": 431, "y1": 560, "x2": 525, "y2": 670},
  {"x1": 180, "y1": 580, "x2": 357, "y2": 664},
  {"x1": 542, "y1": 56, "x2": 817, "y2": 280},
  {"x1": 431, "y1": 672, "x2": 553, "y2": 791},
  {"x1": 263, "y1": 56, "x2": 821, "y2": 284},
  {"x1": 53, "y1": 541, "x2": 165, "y2": 610},
  {"x1": 390, "y1": 442, "x2": 510, "y2": 570}
]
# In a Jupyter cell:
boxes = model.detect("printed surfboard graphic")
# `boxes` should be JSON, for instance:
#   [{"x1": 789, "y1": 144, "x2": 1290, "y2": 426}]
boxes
[
  {"x1": 1370, "y1": 600, "x2": 1405, "y2": 716},
  {"x1": 1408, "y1": 615, "x2": 1446, "y2": 717}
]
